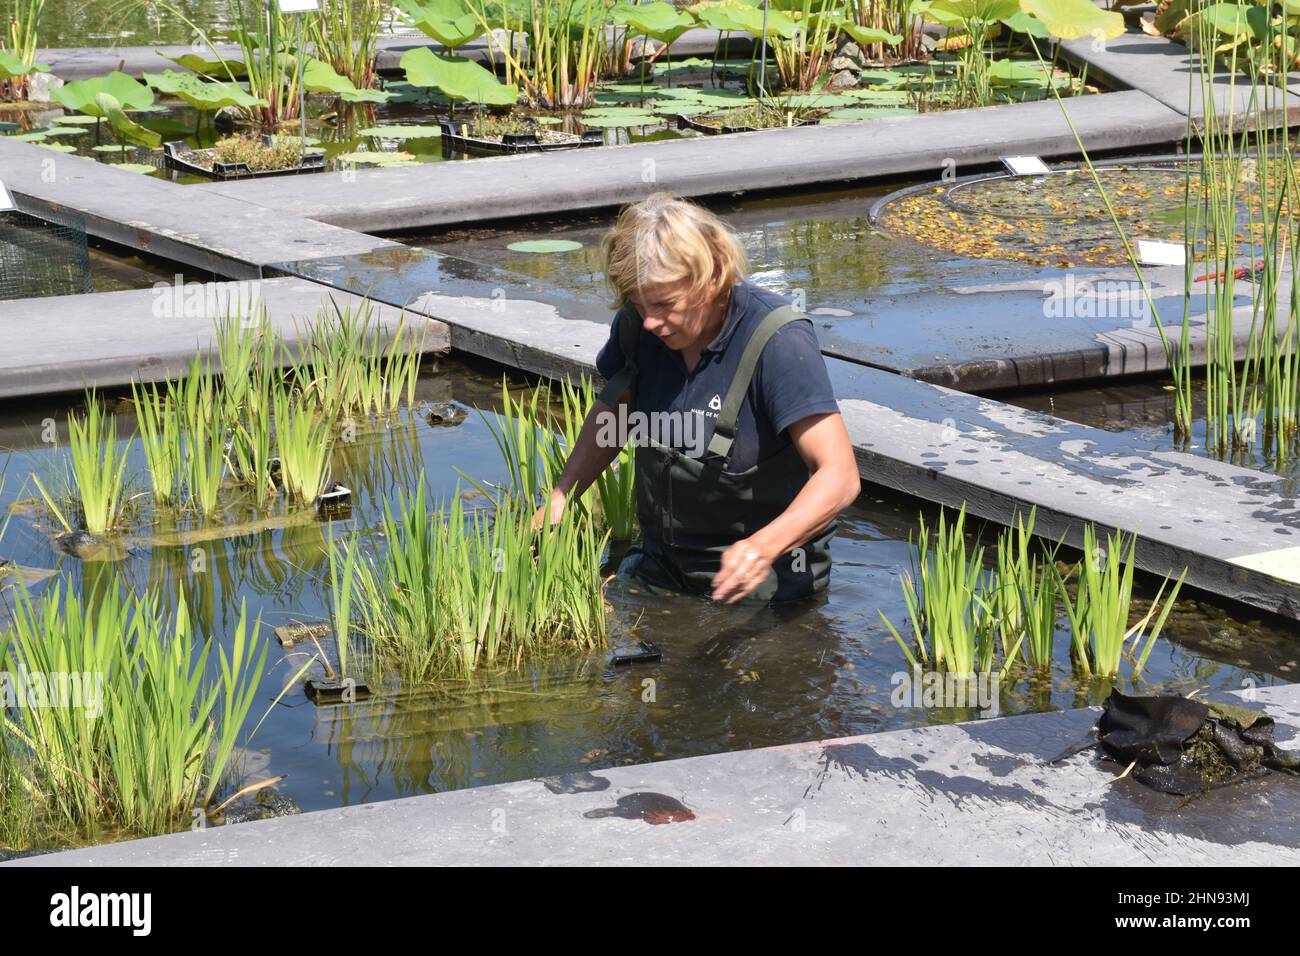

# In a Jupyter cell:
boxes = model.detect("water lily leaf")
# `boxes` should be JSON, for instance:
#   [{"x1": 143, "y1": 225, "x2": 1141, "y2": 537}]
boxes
[
  {"x1": 926, "y1": 0, "x2": 1022, "y2": 23},
  {"x1": 400, "y1": 47, "x2": 518, "y2": 107},
  {"x1": 303, "y1": 59, "x2": 393, "y2": 102},
  {"x1": 656, "y1": 101, "x2": 712, "y2": 115},
  {"x1": 161, "y1": 52, "x2": 247, "y2": 80},
  {"x1": 506, "y1": 239, "x2": 584, "y2": 253},
  {"x1": 1000, "y1": 9, "x2": 1050, "y2": 35},
  {"x1": 356, "y1": 124, "x2": 443, "y2": 138},
  {"x1": 1190, "y1": 2, "x2": 1269, "y2": 41},
  {"x1": 143, "y1": 69, "x2": 268, "y2": 111},
  {"x1": 11, "y1": 130, "x2": 49, "y2": 141},
  {"x1": 95, "y1": 91, "x2": 162, "y2": 148},
  {"x1": 610, "y1": 1, "x2": 697, "y2": 44},
  {"x1": 396, "y1": 0, "x2": 486, "y2": 48},
  {"x1": 694, "y1": 1, "x2": 798, "y2": 38},
  {"x1": 1017, "y1": 0, "x2": 1125, "y2": 39},
  {"x1": 778, "y1": 92, "x2": 854, "y2": 108},
  {"x1": 839, "y1": 23, "x2": 905, "y2": 46},
  {"x1": 842, "y1": 87, "x2": 913, "y2": 104},
  {"x1": 35, "y1": 142, "x2": 77, "y2": 152},
  {"x1": 0, "y1": 51, "x2": 49, "y2": 80},
  {"x1": 987, "y1": 57, "x2": 1054, "y2": 83},
  {"x1": 36, "y1": 126, "x2": 89, "y2": 137},
  {"x1": 53, "y1": 71, "x2": 155, "y2": 118}
]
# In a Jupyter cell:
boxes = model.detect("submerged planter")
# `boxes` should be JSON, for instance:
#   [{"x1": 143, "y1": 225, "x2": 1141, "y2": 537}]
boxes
[
  {"x1": 304, "y1": 676, "x2": 372, "y2": 705},
  {"x1": 274, "y1": 620, "x2": 331, "y2": 649},
  {"x1": 162, "y1": 138, "x2": 325, "y2": 180},
  {"x1": 674, "y1": 113, "x2": 820, "y2": 136},
  {"x1": 438, "y1": 119, "x2": 601, "y2": 156},
  {"x1": 316, "y1": 481, "x2": 352, "y2": 520}
]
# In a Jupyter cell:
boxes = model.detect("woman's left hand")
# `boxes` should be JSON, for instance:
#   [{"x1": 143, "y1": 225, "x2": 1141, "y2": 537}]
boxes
[{"x1": 712, "y1": 537, "x2": 776, "y2": 604}]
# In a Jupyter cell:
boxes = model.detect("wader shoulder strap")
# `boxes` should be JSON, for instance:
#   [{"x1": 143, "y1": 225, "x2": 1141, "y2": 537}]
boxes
[
  {"x1": 596, "y1": 303, "x2": 642, "y2": 407},
  {"x1": 706, "y1": 305, "x2": 808, "y2": 460}
]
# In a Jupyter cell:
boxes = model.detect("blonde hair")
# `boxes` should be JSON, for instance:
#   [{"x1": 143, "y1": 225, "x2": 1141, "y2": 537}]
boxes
[{"x1": 602, "y1": 192, "x2": 749, "y2": 309}]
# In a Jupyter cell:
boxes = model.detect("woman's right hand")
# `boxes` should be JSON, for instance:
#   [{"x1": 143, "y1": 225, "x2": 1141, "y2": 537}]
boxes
[{"x1": 531, "y1": 487, "x2": 567, "y2": 532}]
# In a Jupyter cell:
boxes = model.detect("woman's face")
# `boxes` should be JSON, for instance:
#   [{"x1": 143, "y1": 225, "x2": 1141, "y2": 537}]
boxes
[{"x1": 629, "y1": 278, "x2": 723, "y2": 352}]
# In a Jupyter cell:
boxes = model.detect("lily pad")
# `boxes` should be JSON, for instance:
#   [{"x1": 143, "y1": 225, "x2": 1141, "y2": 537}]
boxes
[
  {"x1": 40, "y1": 126, "x2": 91, "y2": 137},
  {"x1": 143, "y1": 69, "x2": 268, "y2": 111},
  {"x1": 55, "y1": 114, "x2": 102, "y2": 125},
  {"x1": 825, "y1": 106, "x2": 916, "y2": 122},
  {"x1": 579, "y1": 112, "x2": 659, "y2": 127},
  {"x1": 506, "y1": 239, "x2": 584, "y2": 253},
  {"x1": 356, "y1": 124, "x2": 443, "y2": 138},
  {"x1": 333, "y1": 150, "x2": 419, "y2": 166},
  {"x1": 303, "y1": 59, "x2": 393, "y2": 103},
  {"x1": 112, "y1": 162, "x2": 160, "y2": 175},
  {"x1": 35, "y1": 142, "x2": 77, "y2": 152}
]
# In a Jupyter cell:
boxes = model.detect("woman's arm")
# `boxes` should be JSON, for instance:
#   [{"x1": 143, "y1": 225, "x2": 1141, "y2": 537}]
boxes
[
  {"x1": 534, "y1": 386, "x2": 632, "y2": 527},
  {"x1": 711, "y1": 411, "x2": 861, "y2": 604}
]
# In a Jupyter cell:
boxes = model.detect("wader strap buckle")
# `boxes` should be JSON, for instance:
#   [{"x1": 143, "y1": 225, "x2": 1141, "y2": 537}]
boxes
[{"x1": 709, "y1": 304, "x2": 809, "y2": 461}]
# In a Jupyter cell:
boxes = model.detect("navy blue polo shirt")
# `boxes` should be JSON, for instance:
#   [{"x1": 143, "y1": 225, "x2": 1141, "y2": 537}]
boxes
[{"x1": 594, "y1": 279, "x2": 840, "y2": 472}]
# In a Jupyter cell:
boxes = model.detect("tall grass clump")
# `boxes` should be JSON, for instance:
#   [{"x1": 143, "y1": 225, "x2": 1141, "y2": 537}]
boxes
[
  {"x1": 1056, "y1": 526, "x2": 1185, "y2": 680},
  {"x1": 469, "y1": 0, "x2": 607, "y2": 108},
  {"x1": 176, "y1": 356, "x2": 226, "y2": 515},
  {"x1": 131, "y1": 380, "x2": 184, "y2": 508},
  {"x1": 2, "y1": 580, "x2": 270, "y2": 838},
  {"x1": 343, "y1": 477, "x2": 608, "y2": 684},
  {"x1": 31, "y1": 393, "x2": 133, "y2": 537}
]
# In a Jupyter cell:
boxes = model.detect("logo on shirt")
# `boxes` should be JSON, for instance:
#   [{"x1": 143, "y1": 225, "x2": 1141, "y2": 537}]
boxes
[{"x1": 708, "y1": 393, "x2": 721, "y2": 411}]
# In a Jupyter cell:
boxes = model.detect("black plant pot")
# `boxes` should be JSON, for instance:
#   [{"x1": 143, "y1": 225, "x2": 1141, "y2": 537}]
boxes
[
  {"x1": 438, "y1": 119, "x2": 602, "y2": 156},
  {"x1": 163, "y1": 137, "x2": 326, "y2": 180},
  {"x1": 304, "y1": 677, "x2": 372, "y2": 705}
]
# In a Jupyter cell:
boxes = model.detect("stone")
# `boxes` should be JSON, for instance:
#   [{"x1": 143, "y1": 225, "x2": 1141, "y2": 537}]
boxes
[
  {"x1": 828, "y1": 69, "x2": 860, "y2": 90},
  {"x1": 26, "y1": 71, "x2": 64, "y2": 104}
]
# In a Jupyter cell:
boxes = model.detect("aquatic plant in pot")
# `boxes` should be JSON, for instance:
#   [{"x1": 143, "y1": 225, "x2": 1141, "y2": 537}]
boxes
[{"x1": 164, "y1": 131, "x2": 325, "y2": 179}]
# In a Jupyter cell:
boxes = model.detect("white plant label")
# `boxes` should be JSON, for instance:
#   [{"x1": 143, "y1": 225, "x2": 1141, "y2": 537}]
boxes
[
  {"x1": 1136, "y1": 239, "x2": 1185, "y2": 266},
  {"x1": 0, "y1": 180, "x2": 13, "y2": 212},
  {"x1": 280, "y1": 0, "x2": 319, "y2": 12},
  {"x1": 1001, "y1": 155, "x2": 1050, "y2": 177}
]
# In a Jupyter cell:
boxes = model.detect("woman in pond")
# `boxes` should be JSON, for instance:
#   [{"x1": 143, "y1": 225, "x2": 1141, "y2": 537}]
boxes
[{"x1": 537, "y1": 193, "x2": 861, "y2": 604}]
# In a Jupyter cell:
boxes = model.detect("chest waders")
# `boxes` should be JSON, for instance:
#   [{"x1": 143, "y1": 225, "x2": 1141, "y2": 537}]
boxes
[{"x1": 597, "y1": 303, "x2": 836, "y2": 603}]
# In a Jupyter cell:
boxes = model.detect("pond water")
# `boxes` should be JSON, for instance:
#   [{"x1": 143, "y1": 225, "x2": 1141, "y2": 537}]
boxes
[{"x1": 1, "y1": 356, "x2": 1295, "y2": 840}]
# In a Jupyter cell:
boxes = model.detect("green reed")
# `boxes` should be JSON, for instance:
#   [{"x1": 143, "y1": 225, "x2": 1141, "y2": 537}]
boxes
[
  {"x1": 31, "y1": 392, "x2": 133, "y2": 537},
  {"x1": 555, "y1": 376, "x2": 637, "y2": 541},
  {"x1": 1056, "y1": 526, "x2": 1185, "y2": 680},
  {"x1": 0, "y1": 0, "x2": 44, "y2": 101},
  {"x1": 2, "y1": 580, "x2": 270, "y2": 838}
]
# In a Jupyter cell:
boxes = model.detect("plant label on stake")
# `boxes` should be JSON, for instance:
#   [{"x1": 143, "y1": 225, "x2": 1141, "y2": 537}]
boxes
[
  {"x1": 1001, "y1": 155, "x2": 1050, "y2": 177},
  {"x1": 1136, "y1": 239, "x2": 1185, "y2": 267},
  {"x1": 278, "y1": 0, "x2": 320, "y2": 163}
]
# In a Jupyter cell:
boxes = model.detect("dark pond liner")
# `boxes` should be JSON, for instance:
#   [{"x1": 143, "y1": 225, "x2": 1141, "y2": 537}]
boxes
[
  {"x1": 438, "y1": 119, "x2": 602, "y2": 156},
  {"x1": 162, "y1": 137, "x2": 326, "y2": 180},
  {"x1": 0, "y1": 122, "x2": 21, "y2": 133},
  {"x1": 673, "y1": 113, "x2": 820, "y2": 136}
]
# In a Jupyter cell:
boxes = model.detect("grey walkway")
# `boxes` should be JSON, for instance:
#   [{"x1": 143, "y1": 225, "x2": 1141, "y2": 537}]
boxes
[
  {"x1": 202, "y1": 90, "x2": 1186, "y2": 232},
  {"x1": 0, "y1": 278, "x2": 450, "y2": 400},
  {"x1": 13, "y1": 682, "x2": 1300, "y2": 866},
  {"x1": 277, "y1": 248, "x2": 1300, "y2": 621},
  {"x1": 0, "y1": 138, "x2": 396, "y2": 278},
  {"x1": 1060, "y1": 32, "x2": 1300, "y2": 119}
]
